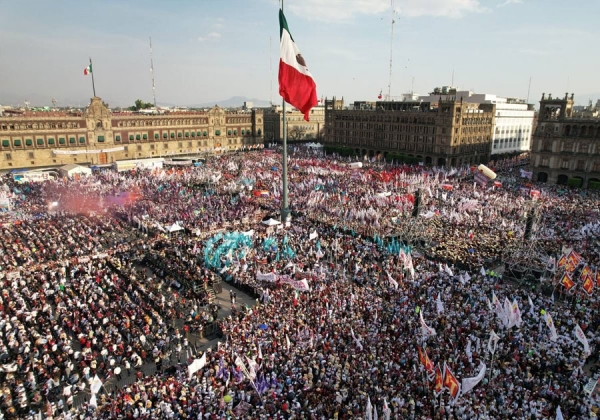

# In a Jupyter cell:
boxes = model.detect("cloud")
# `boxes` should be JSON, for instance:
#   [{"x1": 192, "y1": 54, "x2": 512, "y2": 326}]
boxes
[
  {"x1": 497, "y1": 0, "x2": 522, "y2": 7},
  {"x1": 197, "y1": 32, "x2": 221, "y2": 42},
  {"x1": 286, "y1": 0, "x2": 487, "y2": 22}
]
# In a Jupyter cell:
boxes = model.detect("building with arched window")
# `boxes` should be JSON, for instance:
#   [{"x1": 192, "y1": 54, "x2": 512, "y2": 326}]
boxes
[
  {"x1": 323, "y1": 97, "x2": 495, "y2": 167},
  {"x1": 530, "y1": 93, "x2": 600, "y2": 188},
  {"x1": 0, "y1": 97, "x2": 264, "y2": 170}
]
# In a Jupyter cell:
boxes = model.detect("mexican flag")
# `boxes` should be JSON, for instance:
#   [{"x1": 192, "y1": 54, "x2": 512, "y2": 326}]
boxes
[
  {"x1": 278, "y1": 9, "x2": 317, "y2": 121},
  {"x1": 84, "y1": 64, "x2": 92, "y2": 76}
]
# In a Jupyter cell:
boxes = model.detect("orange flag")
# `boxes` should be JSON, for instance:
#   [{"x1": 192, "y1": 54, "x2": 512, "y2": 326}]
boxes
[
  {"x1": 560, "y1": 273, "x2": 575, "y2": 292},
  {"x1": 443, "y1": 363, "x2": 461, "y2": 401},
  {"x1": 582, "y1": 275, "x2": 594, "y2": 295},
  {"x1": 417, "y1": 346, "x2": 435, "y2": 374},
  {"x1": 433, "y1": 364, "x2": 444, "y2": 396}
]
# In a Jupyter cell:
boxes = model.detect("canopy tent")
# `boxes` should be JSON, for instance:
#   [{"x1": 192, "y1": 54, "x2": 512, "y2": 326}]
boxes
[
  {"x1": 167, "y1": 222, "x2": 184, "y2": 233},
  {"x1": 59, "y1": 164, "x2": 92, "y2": 178},
  {"x1": 261, "y1": 218, "x2": 281, "y2": 226}
]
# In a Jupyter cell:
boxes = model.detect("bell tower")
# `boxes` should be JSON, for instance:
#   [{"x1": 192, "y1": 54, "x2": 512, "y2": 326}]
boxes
[{"x1": 538, "y1": 92, "x2": 574, "y2": 122}]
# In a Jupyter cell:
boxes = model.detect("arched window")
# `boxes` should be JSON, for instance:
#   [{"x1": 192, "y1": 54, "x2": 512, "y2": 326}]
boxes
[{"x1": 96, "y1": 120, "x2": 103, "y2": 129}]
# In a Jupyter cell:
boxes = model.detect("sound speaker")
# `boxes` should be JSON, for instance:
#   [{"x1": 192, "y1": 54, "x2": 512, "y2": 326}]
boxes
[{"x1": 412, "y1": 189, "x2": 421, "y2": 217}]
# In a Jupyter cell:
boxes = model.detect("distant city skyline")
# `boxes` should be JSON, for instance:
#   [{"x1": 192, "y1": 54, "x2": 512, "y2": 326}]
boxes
[{"x1": 0, "y1": 0, "x2": 598, "y2": 108}]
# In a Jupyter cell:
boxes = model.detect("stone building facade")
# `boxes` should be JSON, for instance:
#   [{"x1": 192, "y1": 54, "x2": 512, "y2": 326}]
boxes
[
  {"x1": 0, "y1": 97, "x2": 264, "y2": 170},
  {"x1": 324, "y1": 97, "x2": 495, "y2": 166},
  {"x1": 263, "y1": 105, "x2": 325, "y2": 142},
  {"x1": 530, "y1": 93, "x2": 600, "y2": 188}
]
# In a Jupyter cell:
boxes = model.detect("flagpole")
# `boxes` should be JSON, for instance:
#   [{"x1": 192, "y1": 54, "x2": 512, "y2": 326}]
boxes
[
  {"x1": 488, "y1": 349, "x2": 496, "y2": 385},
  {"x1": 280, "y1": 0, "x2": 290, "y2": 223},
  {"x1": 89, "y1": 57, "x2": 97, "y2": 97}
]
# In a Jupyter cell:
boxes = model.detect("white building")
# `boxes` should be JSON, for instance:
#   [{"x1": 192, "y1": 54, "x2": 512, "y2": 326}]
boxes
[{"x1": 417, "y1": 87, "x2": 535, "y2": 155}]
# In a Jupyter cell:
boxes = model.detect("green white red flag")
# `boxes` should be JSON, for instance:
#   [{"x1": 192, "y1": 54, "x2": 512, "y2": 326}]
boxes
[{"x1": 278, "y1": 9, "x2": 317, "y2": 121}]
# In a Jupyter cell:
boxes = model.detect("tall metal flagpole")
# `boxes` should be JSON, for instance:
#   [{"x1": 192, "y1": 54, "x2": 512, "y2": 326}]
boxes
[
  {"x1": 89, "y1": 57, "x2": 97, "y2": 97},
  {"x1": 281, "y1": 0, "x2": 290, "y2": 223}
]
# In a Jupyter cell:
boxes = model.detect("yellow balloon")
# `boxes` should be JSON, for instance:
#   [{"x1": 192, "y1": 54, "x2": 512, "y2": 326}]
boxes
[
  {"x1": 224, "y1": 395, "x2": 232, "y2": 403},
  {"x1": 540, "y1": 309, "x2": 546, "y2": 315}
]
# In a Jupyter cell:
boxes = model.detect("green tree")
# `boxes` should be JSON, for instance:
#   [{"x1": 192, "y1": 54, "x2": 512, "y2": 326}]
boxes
[{"x1": 129, "y1": 99, "x2": 154, "y2": 111}]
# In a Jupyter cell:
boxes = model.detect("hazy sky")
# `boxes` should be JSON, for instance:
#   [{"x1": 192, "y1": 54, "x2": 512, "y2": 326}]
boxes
[{"x1": 0, "y1": 0, "x2": 598, "y2": 108}]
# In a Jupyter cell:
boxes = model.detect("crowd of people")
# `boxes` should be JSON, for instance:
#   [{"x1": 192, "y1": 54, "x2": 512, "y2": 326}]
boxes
[{"x1": 0, "y1": 147, "x2": 598, "y2": 419}]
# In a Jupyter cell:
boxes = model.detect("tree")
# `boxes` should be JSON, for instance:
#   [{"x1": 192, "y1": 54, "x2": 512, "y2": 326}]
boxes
[
  {"x1": 129, "y1": 99, "x2": 154, "y2": 111},
  {"x1": 288, "y1": 125, "x2": 310, "y2": 140}
]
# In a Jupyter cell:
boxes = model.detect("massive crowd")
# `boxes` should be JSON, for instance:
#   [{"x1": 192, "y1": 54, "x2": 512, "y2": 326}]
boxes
[{"x1": 0, "y1": 147, "x2": 598, "y2": 419}]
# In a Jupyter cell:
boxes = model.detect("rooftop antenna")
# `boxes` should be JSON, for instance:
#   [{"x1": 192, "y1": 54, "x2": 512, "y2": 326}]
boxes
[
  {"x1": 150, "y1": 36, "x2": 157, "y2": 108},
  {"x1": 526, "y1": 77, "x2": 532, "y2": 104},
  {"x1": 387, "y1": 0, "x2": 396, "y2": 101},
  {"x1": 270, "y1": 36, "x2": 273, "y2": 106},
  {"x1": 451, "y1": 68, "x2": 454, "y2": 86},
  {"x1": 411, "y1": 76, "x2": 414, "y2": 95}
]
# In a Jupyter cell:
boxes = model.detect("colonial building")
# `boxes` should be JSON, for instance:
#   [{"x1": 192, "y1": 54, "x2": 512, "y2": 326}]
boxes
[
  {"x1": 324, "y1": 97, "x2": 495, "y2": 166},
  {"x1": 0, "y1": 97, "x2": 264, "y2": 170},
  {"x1": 530, "y1": 93, "x2": 600, "y2": 188},
  {"x1": 417, "y1": 87, "x2": 534, "y2": 156},
  {"x1": 263, "y1": 105, "x2": 325, "y2": 142}
]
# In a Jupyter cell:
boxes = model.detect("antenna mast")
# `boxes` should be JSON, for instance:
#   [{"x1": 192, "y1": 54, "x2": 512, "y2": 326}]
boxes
[
  {"x1": 150, "y1": 36, "x2": 157, "y2": 108},
  {"x1": 270, "y1": 36, "x2": 273, "y2": 106},
  {"x1": 387, "y1": 0, "x2": 395, "y2": 100},
  {"x1": 526, "y1": 77, "x2": 532, "y2": 104}
]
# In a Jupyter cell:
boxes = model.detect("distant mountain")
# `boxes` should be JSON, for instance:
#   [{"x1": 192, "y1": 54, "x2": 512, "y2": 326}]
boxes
[{"x1": 188, "y1": 96, "x2": 271, "y2": 109}]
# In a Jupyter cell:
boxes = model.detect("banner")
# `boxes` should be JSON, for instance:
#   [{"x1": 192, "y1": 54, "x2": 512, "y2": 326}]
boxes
[
  {"x1": 461, "y1": 363, "x2": 486, "y2": 395},
  {"x1": 256, "y1": 272, "x2": 277, "y2": 282},
  {"x1": 52, "y1": 146, "x2": 124, "y2": 155},
  {"x1": 188, "y1": 353, "x2": 207, "y2": 379},
  {"x1": 279, "y1": 275, "x2": 310, "y2": 291}
]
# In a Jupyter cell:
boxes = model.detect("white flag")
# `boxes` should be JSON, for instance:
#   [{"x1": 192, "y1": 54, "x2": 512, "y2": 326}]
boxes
[
  {"x1": 383, "y1": 399, "x2": 391, "y2": 420},
  {"x1": 286, "y1": 334, "x2": 290, "y2": 351},
  {"x1": 90, "y1": 375, "x2": 103, "y2": 395},
  {"x1": 545, "y1": 312, "x2": 558, "y2": 341},
  {"x1": 555, "y1": 406, "x2": 564, "y2": 420},
  {"x1": 574, "y1": 324, "x2": 590, "y2": 355},
  {"x1": 436, "y1": 293, "x2": 444, "y2": 314},
  {"x1": 488, "y1": 330, "x2": 500, "y2": 354},
  {"x1": 444, "y1": 264, "x2": 453, "y2": 277},
  {"x1": 461, "y1": 362, "x2": 486, "y2": 395},
  {"x1": 366, "y1": 396, "x2": 373, "y2": 420},
  {"x1": 480, "y1": 266, "x2": 486, "y2": 276},
  {"x1": 386, "y1": 271, "x2": 398, "y2": 290},
  {"x1": 528, "y1": 295, "x2": 535, "y2": 316},
  {"x1": 188, "y1": 352, "x2": 207, "y2": 379},
  {"x1": 419, "y1": 311, "x2": 437, "y2": 336}
]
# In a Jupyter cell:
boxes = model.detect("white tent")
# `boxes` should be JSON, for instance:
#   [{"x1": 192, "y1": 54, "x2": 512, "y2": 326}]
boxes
[
  {"x1": 167, "y1": 222, "x2": 184, "y2": 233},
  {"x1": 59, "y1": 164, "x2": 92, "y2": 178},
  {"x1": 261, "y1": 218, "x2": 281, "y2": 226}
]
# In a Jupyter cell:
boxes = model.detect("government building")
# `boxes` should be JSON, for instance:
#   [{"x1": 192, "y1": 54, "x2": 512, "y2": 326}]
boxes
[
  {"x1": 263, "y1": 105, "x2": 325, "y2": 143},
  {"x1": 530, "y1": 93, "x2": 600, "y2": 188},
  {"x1": 0, "y1": 97, "x2": 264, "y2": 170},
  {"x1": 416, "y1": 87, "x2": 534, "y2": 156},
  {"x1": 324, "y1": 97, "x2": 495, "y2": 167}
]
